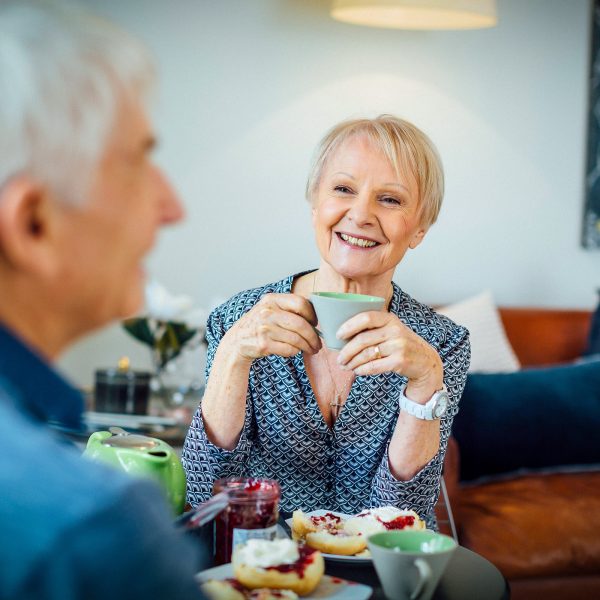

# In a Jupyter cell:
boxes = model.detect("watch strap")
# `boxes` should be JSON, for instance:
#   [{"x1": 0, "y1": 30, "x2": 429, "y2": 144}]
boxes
[{"x1": 398, "y1": 383, "x2": 447, "y2": 420}]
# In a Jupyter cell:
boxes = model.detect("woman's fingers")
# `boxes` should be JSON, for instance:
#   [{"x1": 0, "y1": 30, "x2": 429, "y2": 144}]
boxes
[
  {"x1": 240, "y1": 293, "x2": 322, "y2": 359},
  {"x1": 336, "y1": 310, "x2": 390, "y2": 341},
  {"x1": 272, "y1": 293, "x2": 319, "y2": 326},
  {"x1": 336, "y1": 312, "x2": 436, "y2": 380},
  {"x1": 336, "y1": 328, "x2": 391, "y2": 367}
]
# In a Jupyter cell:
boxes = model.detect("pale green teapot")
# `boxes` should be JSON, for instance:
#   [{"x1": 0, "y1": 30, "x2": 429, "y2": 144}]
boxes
[{"x1": 83, "y1": 427, "x2": 186, "y2": 515}]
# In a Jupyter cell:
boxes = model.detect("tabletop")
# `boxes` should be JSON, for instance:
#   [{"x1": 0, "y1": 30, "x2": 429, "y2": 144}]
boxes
[
  {"x1": 276, "y1": 513, "x2": 510, "y2": 600},
  {"x1": 185, "y1": 508, "x2": 510, "y2": 600},
  {"x1": 323, "y1": 545, "x2": 510, "y2": 600}
]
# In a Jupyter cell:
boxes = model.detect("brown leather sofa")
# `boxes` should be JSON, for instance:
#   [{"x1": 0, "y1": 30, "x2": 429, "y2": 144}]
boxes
[{"x1": 441, "y1": 308, "x2": 600, "y2": 600}]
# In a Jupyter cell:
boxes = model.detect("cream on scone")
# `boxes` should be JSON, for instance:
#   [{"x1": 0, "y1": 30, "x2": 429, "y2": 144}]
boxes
[
  {"x1": 344, "y1": 507, "x2": 425, "y2": 537},
  {"x1": 232, "y1": 539, "x2": 324, "y2": 596}
]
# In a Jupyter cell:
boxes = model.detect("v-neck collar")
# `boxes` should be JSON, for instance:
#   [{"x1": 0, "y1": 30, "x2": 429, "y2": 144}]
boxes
[{"x1": 282, "y1": 271, "x2": 402, "y2": 431}]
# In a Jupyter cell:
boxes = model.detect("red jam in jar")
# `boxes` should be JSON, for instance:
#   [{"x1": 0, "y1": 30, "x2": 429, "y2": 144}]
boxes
[{"x1": 213, "y1": 477, "x2": 280, "y2": 565}]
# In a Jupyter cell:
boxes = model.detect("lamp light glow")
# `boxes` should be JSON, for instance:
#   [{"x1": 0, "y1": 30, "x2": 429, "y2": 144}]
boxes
[{"x1": 331, "y1": 0, "x2": 497, "y2": 30}]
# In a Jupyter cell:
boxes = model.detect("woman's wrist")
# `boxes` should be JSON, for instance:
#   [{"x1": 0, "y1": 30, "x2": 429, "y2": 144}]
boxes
[
  {"x1": 222, "y1": 323, "x2": 256, "y2": 368},
  {"x1": 404, "y1": 355, "x2": 444, "y2": 404}
]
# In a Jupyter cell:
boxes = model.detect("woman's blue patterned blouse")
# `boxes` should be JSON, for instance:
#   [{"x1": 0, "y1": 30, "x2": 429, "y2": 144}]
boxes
[{"x1": 182, "y1": 272, "x2": 470, "y2": 528}]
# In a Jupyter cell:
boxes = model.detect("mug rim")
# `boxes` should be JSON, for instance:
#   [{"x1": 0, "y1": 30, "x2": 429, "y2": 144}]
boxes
[
  {"x1": 311, "y1": 291, "x2": 385, "y2": 303},
  {"x1": 367, "y1": 530, "x2": 458, "y2": 555}
]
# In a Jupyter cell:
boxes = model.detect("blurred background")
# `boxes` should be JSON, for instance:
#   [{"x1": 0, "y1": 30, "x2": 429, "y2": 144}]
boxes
[{"x1": 59, "y1": 0, "x2": 598, "y2": 387}]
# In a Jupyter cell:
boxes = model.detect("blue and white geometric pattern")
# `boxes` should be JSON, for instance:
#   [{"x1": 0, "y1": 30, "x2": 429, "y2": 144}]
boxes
[{"x1": 182, "y1": 272, "x2": 470, "y2": 530}]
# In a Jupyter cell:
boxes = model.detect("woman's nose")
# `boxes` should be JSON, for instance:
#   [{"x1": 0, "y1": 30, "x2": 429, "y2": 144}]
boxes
[{"x1": 346, "y1": 192, "x2": 375, "y2": 226}]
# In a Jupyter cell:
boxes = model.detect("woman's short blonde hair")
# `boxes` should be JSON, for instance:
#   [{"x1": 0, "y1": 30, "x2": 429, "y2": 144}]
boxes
[{"x1": 305, "y1": 115, "x2": 444, "y2": 229}]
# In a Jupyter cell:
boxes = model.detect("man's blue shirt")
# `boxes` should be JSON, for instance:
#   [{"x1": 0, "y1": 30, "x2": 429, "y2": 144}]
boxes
[{"x1": 0, "y1": 324, "x2": 205, "y2": 599}]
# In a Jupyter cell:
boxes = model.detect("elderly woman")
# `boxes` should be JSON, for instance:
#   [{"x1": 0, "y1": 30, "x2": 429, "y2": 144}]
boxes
[{"x1": 182, "y1": 115, "x2": 470, "y2": 528}]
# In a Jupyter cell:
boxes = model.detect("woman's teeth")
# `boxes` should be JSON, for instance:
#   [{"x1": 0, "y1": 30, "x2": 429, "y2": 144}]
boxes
[{"x1": 339, "y1": 233, "x2": 377, "y2": 248}]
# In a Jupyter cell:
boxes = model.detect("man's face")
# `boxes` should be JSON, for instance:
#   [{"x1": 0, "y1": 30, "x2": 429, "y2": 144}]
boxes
[{"x1": 51, "y1": 98, "x2": 183, "y2": 334}]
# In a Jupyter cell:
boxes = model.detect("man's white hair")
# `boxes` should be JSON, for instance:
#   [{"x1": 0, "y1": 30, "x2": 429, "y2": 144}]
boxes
[{"x1": 0, "y1": 0, "x2": 154, "y2": 204}]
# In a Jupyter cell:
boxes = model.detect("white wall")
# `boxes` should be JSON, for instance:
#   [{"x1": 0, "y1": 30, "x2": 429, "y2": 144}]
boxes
[{"x1": 60, "y1": 0, "x2": 599, "y2": 387}]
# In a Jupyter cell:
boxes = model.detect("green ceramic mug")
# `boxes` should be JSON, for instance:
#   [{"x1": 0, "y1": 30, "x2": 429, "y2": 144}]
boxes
[
  {"x1": 310, "y1": 292, "x2": 385, "y2": 350},
  {"x1": 367, "y1": 530, "x2": 457, "y2": 600}
]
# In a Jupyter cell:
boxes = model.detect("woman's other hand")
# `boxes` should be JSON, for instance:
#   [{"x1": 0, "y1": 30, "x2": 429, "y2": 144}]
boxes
[
  {"x1": 230, "y1": 293, "x2": 322, "y2": 362},
  {"x1": 335, "y1": 311, "x2": 443, "y2": 396}
]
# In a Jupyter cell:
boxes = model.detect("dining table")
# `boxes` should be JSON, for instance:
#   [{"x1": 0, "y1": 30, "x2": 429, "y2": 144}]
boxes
[
  {"x1": 276, "y1": 512, "x2": 510, "y2": 600},
  {"x1": 191, "y1": 512, "x2": 510, "y2": 600}
]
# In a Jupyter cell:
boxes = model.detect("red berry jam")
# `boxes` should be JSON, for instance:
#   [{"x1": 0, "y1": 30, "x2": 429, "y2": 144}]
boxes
[
  {"x1": 310, "y1": 512, "x2": 343, "y2": 530},
  {"x1": 223, "y1": 579, "x2": 246, "y2": 593},
  {"x1": 381, "y1": 515, "x2": 415, "y2": 530},
  {"x1": 213, "y1": 478, "x2": 280, "y2": 565},
  {"x1": 265, "y1": 544, "x2": 317, "y2": 578}
]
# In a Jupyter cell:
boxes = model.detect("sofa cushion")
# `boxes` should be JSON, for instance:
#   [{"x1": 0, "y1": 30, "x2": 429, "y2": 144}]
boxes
[
  {"x1": 456, "y1": 472, "x2": 600, "y2": 579},
  {"x1": 437, "y1": 291, "x2": 520, "y2": 373},
  {"x1": 453, "y1": 360, "x2": 600, "y2": 482}
]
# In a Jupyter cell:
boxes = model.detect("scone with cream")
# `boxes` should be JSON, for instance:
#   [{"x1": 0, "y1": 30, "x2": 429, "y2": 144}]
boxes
[
  {"x1": 291, "y1": 510, "x2": 344, "y2": 539},
  {"x1": 344, "y1": 507, "x2": 425, "y2": 536},
  {"x1": 232, "y1": 538, "x2": 324, "y2": 596},
  {"x1": 291, "y1": 510, "x2": 366, "y2": 555}
]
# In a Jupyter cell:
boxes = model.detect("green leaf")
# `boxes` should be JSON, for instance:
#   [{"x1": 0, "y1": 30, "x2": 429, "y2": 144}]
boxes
[{"x1": 122, "y1": 318, "x2": 155, "y2": 346}]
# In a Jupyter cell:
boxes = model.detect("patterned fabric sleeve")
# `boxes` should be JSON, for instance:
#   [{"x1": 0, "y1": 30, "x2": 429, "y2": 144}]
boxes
[
  {"x1": 370, "y1": 322, "x2": 470, "y2": 528},
  {"x1": 181, "y1": 307, "x2": 255, "y2": 506}
]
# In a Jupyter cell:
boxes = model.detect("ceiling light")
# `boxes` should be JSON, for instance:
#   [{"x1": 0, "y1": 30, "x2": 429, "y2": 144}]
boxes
[{"x1": 331, "y1": 0, "x2": 497, "y2": 30}]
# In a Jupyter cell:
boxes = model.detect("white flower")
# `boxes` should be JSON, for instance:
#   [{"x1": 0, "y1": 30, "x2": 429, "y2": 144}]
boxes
[{"x1": 145, "y1": 280, "x2": 197, "y2": 324}]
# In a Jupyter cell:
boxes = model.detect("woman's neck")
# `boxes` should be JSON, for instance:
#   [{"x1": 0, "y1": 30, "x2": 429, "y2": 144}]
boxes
[{"x1": 309, "y1": 263, "x2": 395, "y2": 305}]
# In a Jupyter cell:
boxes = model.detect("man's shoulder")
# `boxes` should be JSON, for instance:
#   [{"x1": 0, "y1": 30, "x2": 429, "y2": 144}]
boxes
[{"x1": 0, "y1": 395, "x2": 203, "y2": 597}]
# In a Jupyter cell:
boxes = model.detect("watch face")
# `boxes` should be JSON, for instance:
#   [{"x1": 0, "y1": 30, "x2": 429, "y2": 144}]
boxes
[{"x1": 433, "y1": 394, "x2": 448, "y2": 418}]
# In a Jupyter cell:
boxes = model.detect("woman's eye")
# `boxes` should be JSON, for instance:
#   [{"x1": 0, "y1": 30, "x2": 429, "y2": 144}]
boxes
[
  {"x1": 334, "y1": 185, "x2": 353, "y2": 194},
  {"x1": 380, "y1": 195, "x2": 401, "y2": 206}
]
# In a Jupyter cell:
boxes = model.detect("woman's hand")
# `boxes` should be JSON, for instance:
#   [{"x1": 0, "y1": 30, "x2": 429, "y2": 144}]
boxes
[
  {"x1": 229, "y1": 293, "x2": 322, "y2": 362},
  {"x1": 335, "y1": 311, "x2": 443, "y2": 397}
]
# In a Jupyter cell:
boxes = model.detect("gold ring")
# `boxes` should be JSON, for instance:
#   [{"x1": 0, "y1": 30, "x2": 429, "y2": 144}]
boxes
[{"x1": 373, "y1": 345, "x2": 382, "y2": 360}]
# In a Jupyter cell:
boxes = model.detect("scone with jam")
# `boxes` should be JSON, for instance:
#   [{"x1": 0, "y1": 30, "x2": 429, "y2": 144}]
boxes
[{"x1": 232, "y1": 538, "x2": 324, "y2": 596}]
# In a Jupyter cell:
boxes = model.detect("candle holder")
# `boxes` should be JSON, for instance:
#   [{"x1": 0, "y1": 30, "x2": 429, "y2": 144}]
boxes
[{"x1": 94, "y1": 358, "x2": 151, "y2": 415}]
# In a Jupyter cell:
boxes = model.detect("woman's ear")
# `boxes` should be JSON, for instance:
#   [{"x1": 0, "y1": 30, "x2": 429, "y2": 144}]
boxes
[
  {"x1": 0, "y1": 177, "x2": 59, "y2": 277},
  {"x1": 408, "y1": 227, "x2": 427, "y2": 250}
]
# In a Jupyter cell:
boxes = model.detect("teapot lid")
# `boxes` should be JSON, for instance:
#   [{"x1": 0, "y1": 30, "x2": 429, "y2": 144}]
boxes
[{"x1": 101, "y1": 426, "x2": 160, "y2": 450}]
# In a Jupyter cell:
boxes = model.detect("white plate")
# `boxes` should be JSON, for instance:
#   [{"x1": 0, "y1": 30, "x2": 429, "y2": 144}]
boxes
[
  {"x1": 284, "y1": 510, "x2": 371, "y2": 565},
  {"x1": 196, "y1": 563, "x2": 372, "y2": 600},
  {"x1": 84, "y1": 411, "x2": 178, "y2": 428}
]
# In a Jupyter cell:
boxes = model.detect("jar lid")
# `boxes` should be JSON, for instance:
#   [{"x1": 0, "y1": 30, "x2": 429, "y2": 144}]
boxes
[
  {"x1": 213, "y1": 477, "x2": 280, "y2": 501},
  {"x1": 95, "y1": 368, "x2": 151, "y2": 382},
  {"x1": 101, "y1": 432, "x2": 159, "y2": 449}
]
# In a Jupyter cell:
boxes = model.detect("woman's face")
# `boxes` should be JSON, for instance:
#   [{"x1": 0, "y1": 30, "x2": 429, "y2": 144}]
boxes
[{"x1": 312, "y1": 134, "x2": 426, "y2": 282}]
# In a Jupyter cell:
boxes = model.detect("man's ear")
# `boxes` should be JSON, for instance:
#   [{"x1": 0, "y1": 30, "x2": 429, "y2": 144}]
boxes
[
  {"x1": 408, "y1": 227, "x2": 427, "y2": 250},
  {"x1": 0, "y1": 177, "x2": 59, "y2": 277}
]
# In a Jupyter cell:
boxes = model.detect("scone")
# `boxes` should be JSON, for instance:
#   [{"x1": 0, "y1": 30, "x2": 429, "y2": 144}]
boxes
[
  {"x1": 304, "y1": 530, "x2": 367, "y2": 556},
  {"x1": 201, "y1": 578, "x2": 247, "y2": 600},
  {"x1": 201, "y1": 579, "x2": 299, "y2": 600},
  {"x1": 247, "y1": 589, "x2": 299, "y2": 600},
  {"x1": 291, "y1": 510, "x2": 344, "y2": 539},
  {"x1": 232, "y1": 538, "x2": 324, "y2": 596},
  {"x1": 344, "y1": 507, "x2": 425, "y2": 536}
]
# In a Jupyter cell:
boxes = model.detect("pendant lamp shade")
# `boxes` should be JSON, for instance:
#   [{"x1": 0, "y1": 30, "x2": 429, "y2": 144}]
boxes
[{"x1": 331, "y1": 0, "x2": 497, "y2": 30}]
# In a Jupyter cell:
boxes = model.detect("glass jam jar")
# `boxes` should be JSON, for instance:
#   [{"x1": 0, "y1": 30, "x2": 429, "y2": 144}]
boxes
[{"x1": 213, "y1": 477, "x2": 280, "y2": 565}]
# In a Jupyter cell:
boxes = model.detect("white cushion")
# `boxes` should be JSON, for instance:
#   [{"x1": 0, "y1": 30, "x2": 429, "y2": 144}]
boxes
[{"x1": 437, "y1": 290, "x2": 520, "y2": 373}]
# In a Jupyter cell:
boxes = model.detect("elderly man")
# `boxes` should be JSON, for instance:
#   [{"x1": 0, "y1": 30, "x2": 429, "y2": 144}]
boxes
[{"x1": 0, "y1": 1, "x2": 206, "y2": 598}]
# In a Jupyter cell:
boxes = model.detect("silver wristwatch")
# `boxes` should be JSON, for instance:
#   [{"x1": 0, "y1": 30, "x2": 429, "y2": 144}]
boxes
[{"x1": 398, "y1": 383, "x2": 449, "y2": 420}]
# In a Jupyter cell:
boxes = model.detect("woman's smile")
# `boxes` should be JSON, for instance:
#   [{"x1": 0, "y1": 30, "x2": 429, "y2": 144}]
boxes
[{"x1": 336, "y1": 231, "x2": 380, "y2": 249}]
